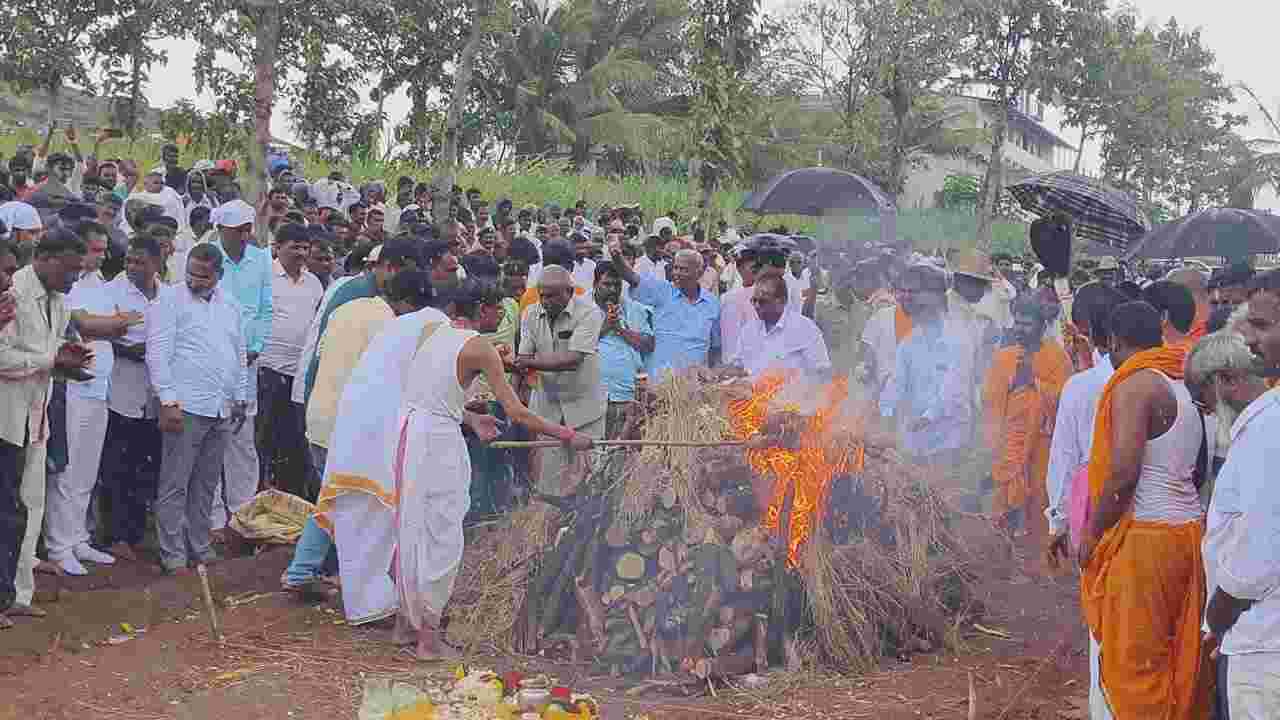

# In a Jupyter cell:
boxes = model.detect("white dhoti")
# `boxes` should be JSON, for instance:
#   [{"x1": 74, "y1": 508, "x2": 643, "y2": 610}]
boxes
[
  {"x1": 393, "y1": 411, "x2": 469, "y2": 631},
  {"x1": 311, "y1": 308, "x2": 453, "y2": 625},
  {"x1": 331, "y1": 492, "x2": 397, "y2": 624}
]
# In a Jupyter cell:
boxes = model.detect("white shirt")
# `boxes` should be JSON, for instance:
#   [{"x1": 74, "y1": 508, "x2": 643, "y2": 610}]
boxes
[
  {"x1": 785, "y1": 272, "x2": 807, "y2": 314},
  {"x1": 633, "y1": 255, "x2": 666, "y2": 281},
  {"x1": 66, "y1": 271, "x2": 113, "y2": 401},
  {"x1": 1205, "y1": 388, "x2": 1280, "y2": 656},
  {"x1": 103, "y1": 274, "x2": 159, "y2": 419},
  {"x1": 572, "y1": 258, "x2": 597, "y2": 289},
  {"x1": 1044, "y1": 355, "x2": 1114, "y2": 536},
  {"x1": 260, "y1": 260, "x2": 324, "y2": 376},
  {"x1": 291, "y1": 274, "x2": 357, "y2": 405},
  {"x1": 728, "y1": 310, "x2": 831, "y2": 379},
  {"x1": 861, "y1": 305, "x2": 898, "y2": 394},
  {"x1": 719, "y1": 285, "x2": 755, "y2": 361},
  {"x1": 571, "y1": 259, "x2": 596, "y2": 304},
  {"x1": 146, "y1": 283, "x2": 249, "y2": 418}
]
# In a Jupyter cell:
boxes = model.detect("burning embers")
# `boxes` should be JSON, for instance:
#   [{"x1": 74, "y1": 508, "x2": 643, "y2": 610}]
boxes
[{"x1": 728, "y1": 371, "x2": 862, "y2": 566}]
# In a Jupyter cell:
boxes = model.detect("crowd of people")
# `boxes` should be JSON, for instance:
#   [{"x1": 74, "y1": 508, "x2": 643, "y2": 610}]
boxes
[
  {"x1": 3, "y1": 132, "x2": 1280, "y2": 717},
  {"x1": 0, "y1": 136, "x2": 828, "y2": 651}
]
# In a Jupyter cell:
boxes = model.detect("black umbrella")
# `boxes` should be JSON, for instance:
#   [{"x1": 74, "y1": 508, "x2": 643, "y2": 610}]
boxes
[
  {"x1": 1125, "y1": 208, "x2": 1280, "y2": 260},
  {"x1": 1007, "y1": 171, "x2": 1148, "y2": 252},
  {"x1": 741, "y1": 167, "x2": 897, "y2": 244}
]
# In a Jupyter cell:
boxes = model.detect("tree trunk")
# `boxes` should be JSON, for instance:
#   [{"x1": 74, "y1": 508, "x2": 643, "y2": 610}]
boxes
[
  {"x1": 248, "y1": 0, "x2": 281, "y2": 205},
  {"x1": 1073, "y1": 125, "x2": 1087, "y2": 174},
  {"x1": 975, "y1": 102, "x2": 1008, "y2": 251},
  {"x1": 436, "y1": 0, "x2": 486, "y2": 198},
  {"x1": 375, "y1": 81, "x2": 388, "y2": 162},
  {"x1": 46, "y1": 84, "x2": 61, "y2": 131}
]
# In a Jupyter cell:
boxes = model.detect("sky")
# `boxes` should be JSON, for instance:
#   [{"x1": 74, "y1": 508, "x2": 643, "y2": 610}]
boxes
[{"x1": 146, "y1": 1, "x2": 1280, "y2": 205}]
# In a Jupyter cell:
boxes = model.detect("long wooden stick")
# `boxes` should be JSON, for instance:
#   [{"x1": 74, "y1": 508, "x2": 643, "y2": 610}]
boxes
[
  {"x1": 490, "y1": 439, "x2": 748, "y2": 449},
  {"x1": 196, "y1": 564, "x2": 223, "y2": 646}
]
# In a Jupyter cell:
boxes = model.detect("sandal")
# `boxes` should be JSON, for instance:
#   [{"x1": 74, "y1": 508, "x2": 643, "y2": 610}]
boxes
[{"x1": 0, "y1": 614, "x2": 12, "y2": 629}]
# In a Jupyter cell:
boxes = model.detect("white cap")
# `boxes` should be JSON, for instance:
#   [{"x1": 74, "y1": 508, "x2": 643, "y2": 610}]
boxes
[
  {"x1": 0, "y1": 201, "x2": 43, "y2": 233},
  {"x1": 214, "y1": 199, "x2": 255, "y2": 228},
  {"x1": 652, "y1": 216, "x2": 676, "y2": 236}
]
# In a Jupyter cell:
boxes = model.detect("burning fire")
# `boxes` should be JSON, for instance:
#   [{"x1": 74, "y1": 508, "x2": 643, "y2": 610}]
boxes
[{"x1": 729, "y1": 372, "x2": 863, "y2": 566}]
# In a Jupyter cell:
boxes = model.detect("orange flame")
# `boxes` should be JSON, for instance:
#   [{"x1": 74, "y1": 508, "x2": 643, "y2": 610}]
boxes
[{"x1": 729, "y1": 372, "x2": 860, "y2": 566}]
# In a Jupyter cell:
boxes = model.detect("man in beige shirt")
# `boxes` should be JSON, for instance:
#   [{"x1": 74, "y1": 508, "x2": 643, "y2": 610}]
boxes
[
  {"x1": 515, "y1": 266, "x2": 606, "y2": 495},
  {"x1": 0, "y1": 228, "x2": 92, "y2": 626}
]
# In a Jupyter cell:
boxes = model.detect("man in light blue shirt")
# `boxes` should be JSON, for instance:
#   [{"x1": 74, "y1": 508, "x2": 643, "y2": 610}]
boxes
[
  {"x1": 879, "y1": 263, "x2": 975, "y2": 462},
  {"x1": 592, "y1": 261, "x2": 654, "y2": 438},
  {"x1": 209, "y1": 199, "x2": 272, "y2": 531},
  {"x1": 147, "y1": 244, "x2": 249, "y2": 574},
  {"x1": 609, "y1": 242, "x2": 720, "y2": 377}
]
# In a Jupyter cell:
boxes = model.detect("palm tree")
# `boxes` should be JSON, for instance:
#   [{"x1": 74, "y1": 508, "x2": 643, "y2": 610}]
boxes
[{"x1": 490, "y1": 0, "x2": 687, "y2": 166}]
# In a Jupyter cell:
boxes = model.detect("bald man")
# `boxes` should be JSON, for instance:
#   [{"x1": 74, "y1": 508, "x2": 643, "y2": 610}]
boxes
[
  {"x1": 515, "y1": 266, "x2": 606, "y2": 494},
  {"x1": 1167, "y1": 268, "x2": 1210, "y2": 342}
]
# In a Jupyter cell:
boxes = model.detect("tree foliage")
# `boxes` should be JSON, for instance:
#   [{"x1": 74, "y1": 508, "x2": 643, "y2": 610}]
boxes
[
  {"x1": 0, "y1": 0, "x2": 118, "y2": 122},
  {"x1": 780, "y1": 0, "x2": 977, "y2": 197},
  {"x1": 953, "y1": 0, "x2": 1108, "y2": 247}
]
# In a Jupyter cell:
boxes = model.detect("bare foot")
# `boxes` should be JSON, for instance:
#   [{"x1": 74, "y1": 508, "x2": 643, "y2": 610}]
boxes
[
  {"x1": 35, "y1": 560, "x2": 65, "y2": 576},
  {"x1": 109, "y1": 543, "x2": 140, "y2": 562},
  {"x1": 0, "y1": 614, "x2": 11, "y2": 629},
  {"x1": 405, "y1": 641, "x2": 461, "y2": 662},
  {"x1": 391, "y1": 615, "x2": 415, "y2": 646},
  {"x1": 7, "y1": 604, "x2": 47, "y2": 618}
]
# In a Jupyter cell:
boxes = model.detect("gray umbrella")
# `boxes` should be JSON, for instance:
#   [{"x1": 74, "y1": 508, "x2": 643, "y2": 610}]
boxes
[
  {"x1": 1125, "y1": 208, "x2": 1280, "y2": 260},
  {"x1": 741, "y1": 167, "x2": 897, "y2": 244}
]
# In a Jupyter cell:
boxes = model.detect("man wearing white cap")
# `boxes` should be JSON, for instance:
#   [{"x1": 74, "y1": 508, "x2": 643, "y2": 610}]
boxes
[
  {"x1": 206, "y1": 199, "x2": 273, "y2": 537},
  {"x1": 0, "y1": 202, "x2": 44, "y2": 253}
]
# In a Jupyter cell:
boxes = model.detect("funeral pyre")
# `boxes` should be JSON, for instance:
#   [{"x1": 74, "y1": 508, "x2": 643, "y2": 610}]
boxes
[{"x1": 447, "y1": 368, "x2": 977, "y2": 678}]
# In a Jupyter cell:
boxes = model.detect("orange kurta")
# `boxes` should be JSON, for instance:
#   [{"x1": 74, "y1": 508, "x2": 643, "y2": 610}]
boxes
[
  {"x1": 982, "y1": 340, "x2": 1071, "y2": 519},
  {"x1": 1080, "y1": 346, "x2": 1210, "y2": 720}
]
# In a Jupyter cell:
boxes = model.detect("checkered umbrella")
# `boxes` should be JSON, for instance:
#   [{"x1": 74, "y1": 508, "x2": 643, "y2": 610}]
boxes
[{"x1": 1007, "y1": 171, "x2": 1148, "y2": 252}]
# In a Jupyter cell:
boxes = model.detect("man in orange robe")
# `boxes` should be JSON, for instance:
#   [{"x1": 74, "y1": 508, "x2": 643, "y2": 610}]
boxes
[
  {"x1": 1078, "y1": 300, "x2": 1211, "y2": 720},
  {"x1": 983, "y1": 295, "x2": 1071, "y2": 536}
]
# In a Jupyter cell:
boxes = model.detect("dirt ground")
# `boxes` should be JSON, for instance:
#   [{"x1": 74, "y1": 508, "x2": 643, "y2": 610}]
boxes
[{"x1": 1, "y1": 503, "x2": 1090, "y2": 720}]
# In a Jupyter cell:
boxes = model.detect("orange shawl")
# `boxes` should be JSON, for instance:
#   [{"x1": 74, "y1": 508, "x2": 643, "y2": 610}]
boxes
[
  {"x1": 1081, "y1": 345, "x2": 1209, "y2": 719},
  {"x1": 982, "y1": 341, "x2": 1071, "y2": 515},
  {"x1": 894, "y1": 305, "x2": 912, "y2": 342}
]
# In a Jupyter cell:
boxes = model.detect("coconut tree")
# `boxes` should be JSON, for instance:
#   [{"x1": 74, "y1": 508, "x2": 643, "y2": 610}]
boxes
[{"x1": 489, "y1": 0, "x2": 687, "y2": 166}]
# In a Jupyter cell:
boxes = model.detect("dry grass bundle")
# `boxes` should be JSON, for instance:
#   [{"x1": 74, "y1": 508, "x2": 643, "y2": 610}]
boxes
[
  {"x1": 448, "y1": 504, "x2": 557, "y2": 652},
  {"x1": 800, "y1": 444, "x2": 977, "y2": 669},
  {"x1": 619, "y1": 370, "x2": 731, "y2": 530}
]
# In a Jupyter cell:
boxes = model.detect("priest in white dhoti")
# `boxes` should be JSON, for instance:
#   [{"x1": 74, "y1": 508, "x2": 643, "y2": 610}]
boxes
[{"x1": 315, "y1": 279, "x2": 593, "y2": 659}]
